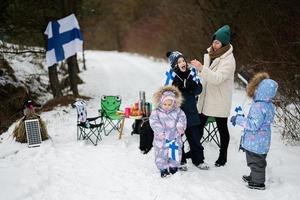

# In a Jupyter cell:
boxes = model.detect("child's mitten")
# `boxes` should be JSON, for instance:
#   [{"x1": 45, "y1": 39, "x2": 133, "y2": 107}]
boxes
[
  {"x1": 158, "y1": 133, "x2": 165, "y2": 140},
  {"x1": 230, "y1": 114, "x2": 244, "y2": 126},
  {"x1": 177, "y1": 128, "x2": 185, "y2": 136},
  {"x1": 230, "y1": 115, "x2": 237, "y2": 126},
  {"x1": 185, "y1": 78, "x2": 197, "y2": 90}
]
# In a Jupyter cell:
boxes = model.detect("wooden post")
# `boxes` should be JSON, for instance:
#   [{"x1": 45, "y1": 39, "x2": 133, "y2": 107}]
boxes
[{"x1": 118, "y1": 117, "x2": 126, "y2": 139}]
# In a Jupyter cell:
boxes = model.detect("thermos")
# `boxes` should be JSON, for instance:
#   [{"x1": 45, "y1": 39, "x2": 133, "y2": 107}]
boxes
[
  {"x1": 139, "y1": 91, "x2": 146, "y2": 114},
  {"x1": 139, "y1": 100, "x2": 145, "y2": 114},
  {"x1": 139, "y1": 90, "x2": 145, "y2": 101},
  {"x1": 144, "y1": 102, "x2": 151, "y2": 117}
]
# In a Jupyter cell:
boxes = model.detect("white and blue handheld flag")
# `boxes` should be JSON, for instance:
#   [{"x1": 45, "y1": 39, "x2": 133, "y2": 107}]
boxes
[
  {"x1": 234, "y1": 106, "x2": 244, "y2": 115},
  {"x1": 164, "y1": 68, "x2": 176, "y2": 86},
  {"x1": 44, "y1": 14, "x2": 83, "y2": 67},
  {"x1": 190, "y1": 67, "x2": 201, "y2": 84},
  {"x1": 165, "y1": 139, "x2": 179, "y2": 161}
]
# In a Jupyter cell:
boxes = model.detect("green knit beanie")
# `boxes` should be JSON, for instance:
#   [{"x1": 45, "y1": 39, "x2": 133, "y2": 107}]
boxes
[{"x1": 213, "y1": 25, "x2": 231, "y2": 45}]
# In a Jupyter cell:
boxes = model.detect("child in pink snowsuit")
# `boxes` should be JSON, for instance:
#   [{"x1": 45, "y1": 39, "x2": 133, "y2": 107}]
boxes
[{"x1": 150, "y1": 85, "x2": 187, "y2": 178}]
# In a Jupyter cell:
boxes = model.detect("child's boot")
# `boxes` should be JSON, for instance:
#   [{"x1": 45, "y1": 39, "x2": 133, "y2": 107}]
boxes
[
  {"x1": 242, "y1": 175, "x2": 251, "y2": 183},
  {"x1": 247, "y1": 181, "x2": 265, "y2": 190},
  {"x1": 169, "y1": 167, "x2": 178, "y2": 175},
  {"x1": 160, "y1": 169, "x2": 170, "y2": 178}
]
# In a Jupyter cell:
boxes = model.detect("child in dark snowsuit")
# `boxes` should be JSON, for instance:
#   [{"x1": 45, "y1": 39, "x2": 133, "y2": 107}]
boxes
[
  {"x1": 166, "y1": 51, "x2": 209, "y2": 170},
  {"x1": 230, "y1": 72, "x2": 278, "y2": 190}
]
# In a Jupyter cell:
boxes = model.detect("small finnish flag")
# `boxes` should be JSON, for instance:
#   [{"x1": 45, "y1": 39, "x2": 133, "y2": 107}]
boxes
[
  {"x1": 190, "y1": 67, "x2": 201, "y2": 84},
  {"x1": 44, "y1": 14, "x2": 83, "y2": 67},
  {"x1": 164, "y1": 68, "x2": 176, "y2": 86},
  {"x1": 165, "y1": 139, "x2": 179, "y2": 162}
]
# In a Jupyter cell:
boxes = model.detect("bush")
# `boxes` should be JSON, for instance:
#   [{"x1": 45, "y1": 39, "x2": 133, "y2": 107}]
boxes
[{"x1": 275, "y1": 90, "x2": 300, "y2": 144}]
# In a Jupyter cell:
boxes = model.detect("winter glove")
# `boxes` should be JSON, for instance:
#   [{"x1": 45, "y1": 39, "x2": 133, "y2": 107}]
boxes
[
  {"x1": 230, "y1": 114, "x2": 244, "y2": 126},
  {"x1": 172, "y1": 78, "x2": 184, "y2": 90},
  {"x1": 230, "y1": 115, "x2": 237, "y2": 126},
  {"x1": 185, "y1": 78, "x2": 197, "y2": 91}
]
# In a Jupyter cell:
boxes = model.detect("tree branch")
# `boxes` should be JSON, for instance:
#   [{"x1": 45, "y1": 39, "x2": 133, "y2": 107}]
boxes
[{"x1": 0, "y1": 50, "x2": 45, "y2": 54}]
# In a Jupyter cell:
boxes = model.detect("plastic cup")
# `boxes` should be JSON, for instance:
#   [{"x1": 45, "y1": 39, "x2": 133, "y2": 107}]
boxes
[{"x1": 125, "y1": 107, "x2": 131, "y2": 118}]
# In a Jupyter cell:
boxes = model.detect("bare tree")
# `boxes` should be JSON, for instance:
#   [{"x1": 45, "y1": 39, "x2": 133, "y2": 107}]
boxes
[
  {"x1": 48, "y1": 64, "x2": 63, "y2": 98},
  {"x1": 66, "y1": 54, "x2": 79, "y2": 96}
]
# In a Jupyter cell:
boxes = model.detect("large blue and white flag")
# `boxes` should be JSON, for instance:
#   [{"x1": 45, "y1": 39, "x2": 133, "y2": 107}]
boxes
[{"x1": 44, "y1": 14, "x2": 83, "y2": 67}]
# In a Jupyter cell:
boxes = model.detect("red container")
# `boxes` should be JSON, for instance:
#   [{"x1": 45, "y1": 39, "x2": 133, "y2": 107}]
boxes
[{"x1": 125, "y1": 107, "x2": 131, "y2": 118}]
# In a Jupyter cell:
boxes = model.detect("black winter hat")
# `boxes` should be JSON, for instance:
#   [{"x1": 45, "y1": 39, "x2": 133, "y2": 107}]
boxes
[
  {"x1": 24, "y1": 99, "x2": 33, "y2": 108},
  {"x1": 23, "y1": 98, "x2": 41, "y2": 108},
  {"x1": 166, "y1": 51, "x2": 183, "y2": 69}
]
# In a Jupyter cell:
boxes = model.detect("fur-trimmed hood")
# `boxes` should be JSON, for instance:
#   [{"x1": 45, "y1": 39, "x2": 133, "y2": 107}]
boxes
[
  {"x1": 246, "y1": 72, "x2": 269, "y2": 98},
  {"x1": 246, "y1": 72, "x2": 278, "y2": 102},
  {"x1": 152, "y1": 85, "x2": 183, "y2": 108}
]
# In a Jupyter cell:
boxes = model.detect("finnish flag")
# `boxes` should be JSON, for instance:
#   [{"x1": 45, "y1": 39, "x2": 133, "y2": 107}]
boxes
[
  {"x1": 44, "y1": 14, "x2": 83, "y2": 67},
  {"x1": 165, "y1": 139, "x2": 179, "y2": 162},
  {"x1": 164, "y1": 68, "x2": 176, "y2": 86},
  {"x1": 190, "y1": 67, "x2": 201, "y2": 84}
]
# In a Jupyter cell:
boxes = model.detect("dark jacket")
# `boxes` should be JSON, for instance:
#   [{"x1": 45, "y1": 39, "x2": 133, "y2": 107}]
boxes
[{"x1": 172, "y1": 69, "x2": 202, "y2": 127}]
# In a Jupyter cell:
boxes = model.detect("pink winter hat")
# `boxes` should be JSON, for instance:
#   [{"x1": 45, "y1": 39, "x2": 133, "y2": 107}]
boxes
[{"x1": 160, "y1": 91, "x2": 176, "y2": 104}]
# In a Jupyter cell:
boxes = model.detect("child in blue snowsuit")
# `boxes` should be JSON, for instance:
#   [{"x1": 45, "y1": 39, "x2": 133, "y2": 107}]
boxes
[{"x1": 230, "y1": 72, "x2": 278, "y2": 190}]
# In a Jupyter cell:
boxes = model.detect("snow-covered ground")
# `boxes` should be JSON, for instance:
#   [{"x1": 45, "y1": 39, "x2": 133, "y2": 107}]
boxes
[{"x1": 0, "y1": 51, "x2": 300, "y2": 200}]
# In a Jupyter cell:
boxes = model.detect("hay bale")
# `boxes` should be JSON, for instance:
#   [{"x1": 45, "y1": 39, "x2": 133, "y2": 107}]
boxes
[{"x1": 13, "y1": 113, "x2": 49, "y2": 143}]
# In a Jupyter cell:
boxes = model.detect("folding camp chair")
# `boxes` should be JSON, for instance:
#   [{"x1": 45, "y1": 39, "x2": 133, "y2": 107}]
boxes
[
  {"x1": 201, "y1": 117, "x2": 220, "y2": 147},
  {"x1": 72, "y1": 100, "x2": 103, "y2": 145},
  {"x1": 99, "y1": 95, "x2": 125, "y2": 139}
]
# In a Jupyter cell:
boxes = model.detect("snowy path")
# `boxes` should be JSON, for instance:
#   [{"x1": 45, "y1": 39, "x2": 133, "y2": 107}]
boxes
[{"x1": 0, "y1": 51, "x2": 300, "y2": 200}]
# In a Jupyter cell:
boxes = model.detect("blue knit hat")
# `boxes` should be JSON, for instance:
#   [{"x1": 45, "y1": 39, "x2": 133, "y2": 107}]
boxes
[{"x1": 166, "y1": 51, "x2": 183, "y2": 69}]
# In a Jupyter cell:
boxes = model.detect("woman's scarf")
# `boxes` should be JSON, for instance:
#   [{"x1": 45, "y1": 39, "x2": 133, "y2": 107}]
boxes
[{"x1": 208, "y1": 44, "x2": 230, "y2": 59}]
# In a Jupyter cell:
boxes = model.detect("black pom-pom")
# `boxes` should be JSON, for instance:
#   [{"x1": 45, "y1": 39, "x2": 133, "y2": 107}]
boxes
[{"x1": 166, "y1": 51, "x2": 172, "y2": 58}]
